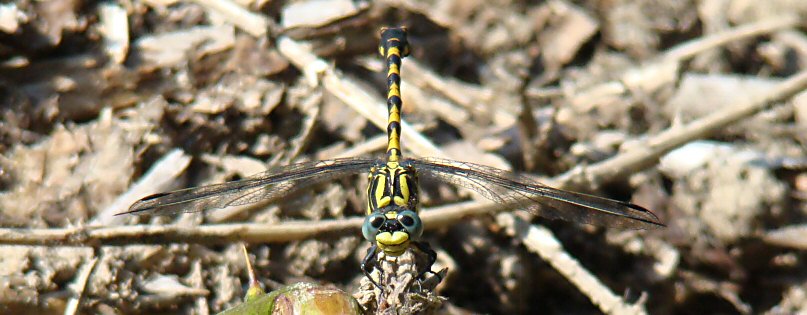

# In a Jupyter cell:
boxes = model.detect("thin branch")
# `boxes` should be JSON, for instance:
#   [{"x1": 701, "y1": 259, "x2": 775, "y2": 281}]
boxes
[
  {"x1": 0, "y1": 218, "x2": 363, "y2": 246},
  {"x1": 562, "y1": 69, "x2": 807, "y2": 189},
  {"x1": 63, "y1": 257, "x2": 98, "y2": 315},
  {"x1": 276, "y1": 36, "x2": 447, "y2": 158},
  {"x1": 571, "y1": 15, "x2": 801, "y2": 116},
  {"x1": 662, "y1": 15, "x2": 800, "y2": 61},
  {"x1": 763, "y1": 224, "x2": 807, "y2": 250},
  {"x1": 498, "y1": 214, "x2": 647, "y2": 315}
]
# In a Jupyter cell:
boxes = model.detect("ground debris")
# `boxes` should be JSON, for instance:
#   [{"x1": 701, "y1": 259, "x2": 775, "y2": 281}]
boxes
[{"x1": 0, "y1": 1, "x2": 805, "y2": 314}]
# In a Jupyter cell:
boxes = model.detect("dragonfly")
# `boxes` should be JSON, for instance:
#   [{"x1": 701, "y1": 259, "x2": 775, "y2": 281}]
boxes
[{"x1": 120, "y1": 27, "x2": 664, "y2": 290}]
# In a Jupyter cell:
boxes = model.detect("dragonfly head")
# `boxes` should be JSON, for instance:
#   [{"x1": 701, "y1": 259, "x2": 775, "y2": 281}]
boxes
[{"x1": 362, "y1": 205, "x2": 424, "y2": 256}]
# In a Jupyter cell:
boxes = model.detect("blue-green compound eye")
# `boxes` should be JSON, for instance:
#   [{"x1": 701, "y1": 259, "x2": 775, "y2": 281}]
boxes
[
  {"x1": 396, "y1": 210, "x2": 423, "y2": 239},
  {"x1": 362, "y1": 213, "x2": 386, "y2": 242}
]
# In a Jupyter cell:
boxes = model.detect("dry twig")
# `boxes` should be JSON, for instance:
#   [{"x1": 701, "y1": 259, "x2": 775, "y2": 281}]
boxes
[{"x1": 63, "y1": 257, "x2": 98, "y2": 315}]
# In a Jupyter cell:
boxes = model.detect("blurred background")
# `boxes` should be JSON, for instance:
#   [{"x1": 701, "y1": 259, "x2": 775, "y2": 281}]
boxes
[{"x1": 1, "y1": 0, "x2": 807, "y2": 314}]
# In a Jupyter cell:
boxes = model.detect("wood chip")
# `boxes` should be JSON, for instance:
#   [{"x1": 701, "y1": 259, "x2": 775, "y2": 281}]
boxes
[
  {"x1": 134, "y1": 25, "x2": 235, "y2": 68},
  {"x1": 539, "y1": 0, "x2": 599, "y2": 68},
  {"x1": 281, "y1": 0, "x2": 367, "y2": 29},
  {"x1": 0, "y1": 3, "x2": 26, "y2": 33},
  {"x1": 98, "y1": 3, "x2": 129, "y2": 64}
]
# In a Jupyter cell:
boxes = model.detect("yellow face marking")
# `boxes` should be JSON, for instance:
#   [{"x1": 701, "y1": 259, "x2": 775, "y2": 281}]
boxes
[
  {"x1": 384, "y1": 211, "x2": 397, "y2": 220},
  {"x1": 379, "y1": 243, "x2": 408, "y2": 256},
  {"x1": 376, "y1": 231, "x2": 410, "y2": 256},
  {"x1": 376, "y1": 231, "x2": 408, "y2": 245}
]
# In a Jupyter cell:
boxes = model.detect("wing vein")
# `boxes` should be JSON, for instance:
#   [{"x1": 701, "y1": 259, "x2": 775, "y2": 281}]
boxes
[
  {"x1": 120, "y1": 157, "x2": 378, "y2": 216},
  {"x1": 410, "y1": 157, "x2": 663, "y2": 229}
]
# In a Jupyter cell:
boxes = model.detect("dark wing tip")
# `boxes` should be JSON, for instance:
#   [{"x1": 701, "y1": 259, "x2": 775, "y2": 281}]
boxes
[
  {"x1": 139, "y1": 192, "x2": 172, "y2": 201},
  {"x1": 622, "y1": 201, "x2": 666, "y2": 229},
  {"x1": 115, "y1": 192, "x2": 169, "y2": 216}
]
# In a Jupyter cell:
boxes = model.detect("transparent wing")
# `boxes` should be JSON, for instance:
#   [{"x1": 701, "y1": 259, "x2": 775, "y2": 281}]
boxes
[
  {"x1": 119, "y1": 157, "x2": 378, "y2": 216},
  {"x1": 408, "y1": 157, "x2": 664, "y2": 229}
]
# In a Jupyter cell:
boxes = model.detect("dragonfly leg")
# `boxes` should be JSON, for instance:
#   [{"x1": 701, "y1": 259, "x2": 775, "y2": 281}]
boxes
[
  {"x1": 361, "y1": 243, "x2": 383, "y2": 291},
  {"x1": 411, "y1": 241, "x2": 441, "y2": 283}
]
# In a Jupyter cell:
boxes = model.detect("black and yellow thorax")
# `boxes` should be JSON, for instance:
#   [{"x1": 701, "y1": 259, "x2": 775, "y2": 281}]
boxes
[{"x1": 366, "y1": 161, "x2": 419, "y2": 215}]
